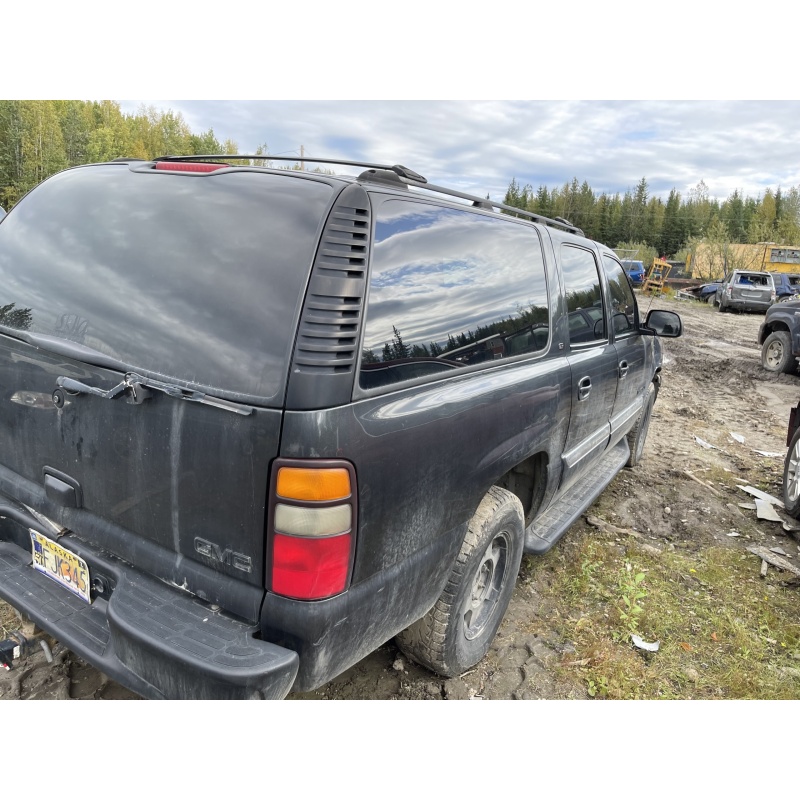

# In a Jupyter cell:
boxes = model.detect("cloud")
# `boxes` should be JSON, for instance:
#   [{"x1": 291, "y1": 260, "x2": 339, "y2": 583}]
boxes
[{"x1": 116, "y1": 100, "x2": 800, "y2": 204}]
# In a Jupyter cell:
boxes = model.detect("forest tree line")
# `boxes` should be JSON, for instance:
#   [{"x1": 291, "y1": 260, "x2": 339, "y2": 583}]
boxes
[
  {"x1": 502, "y1": 175, "x2": 800, "y2": 262},
  {"x1": 0, "y1": 100, "x2": 253, "y2": 209},
  {"x1": 2, "y1": 100, "x2": 798, "y2": 266}
]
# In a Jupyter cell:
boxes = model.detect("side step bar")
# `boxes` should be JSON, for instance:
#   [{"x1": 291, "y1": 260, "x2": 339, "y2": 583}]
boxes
[{"x1": 524, "y1": 439, "x2": 630, "y2": 554}]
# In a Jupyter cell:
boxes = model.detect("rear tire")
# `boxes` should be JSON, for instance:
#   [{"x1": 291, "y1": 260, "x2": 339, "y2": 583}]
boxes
[
  {"x1": 761, "y1": 331, "x2": 797, "y2": 374},
  {"x1": 783, "y1": 425, "x2": 800, "y2": 519},
  {"x1": 395, "y1": 486, "x2": 524, "y2": 677},
  {"x1": 626, "y1": 382, "x2": 657, "y2": 467},
  {"x1": 706, "y1": 294, "x2": 716, "y2": 306}
]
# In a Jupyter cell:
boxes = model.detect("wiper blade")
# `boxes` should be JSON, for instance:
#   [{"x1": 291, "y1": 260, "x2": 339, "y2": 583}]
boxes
[
  {"x1": 0, "y1": 325, "x2": 130, "y2": 372},
  {"x1": 56, "y1": 373, "x2": 253, "y2": 416}
]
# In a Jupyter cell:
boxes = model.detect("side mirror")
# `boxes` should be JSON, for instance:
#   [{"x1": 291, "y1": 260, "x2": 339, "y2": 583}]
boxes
[{"x1": 643, "y1": 309, "x2": 682, "y2": 338}]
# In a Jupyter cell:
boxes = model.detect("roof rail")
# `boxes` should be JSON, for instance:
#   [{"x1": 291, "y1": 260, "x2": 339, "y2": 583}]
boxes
[
  {"x1": 153, "y1": 154, "x2": 583, "y2": 236},
  {"x1": 405, "y1": 180, "x2": 584, "y2": 236}
]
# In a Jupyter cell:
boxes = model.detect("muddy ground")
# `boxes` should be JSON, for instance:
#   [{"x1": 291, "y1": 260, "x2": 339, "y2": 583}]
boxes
[{"x1": 2, "y1": 294, "x2": 798, "y2": 700}]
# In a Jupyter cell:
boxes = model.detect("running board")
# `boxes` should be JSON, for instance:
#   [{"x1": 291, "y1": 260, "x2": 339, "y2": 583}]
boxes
[{"x1": 524, "y1": 439, "x2": 630, "y2": 554}]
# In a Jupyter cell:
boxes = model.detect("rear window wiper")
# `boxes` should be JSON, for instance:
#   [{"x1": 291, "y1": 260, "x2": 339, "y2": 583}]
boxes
[
  {"x1": 0, "y1": 324, "x2": 252, "y2": 415},
  {"x1": 0, "y1": 324, "x2": 131, "y2": 372},
  {"x1": 56, "y1": 373, "x2": 253, "y2": 416}
]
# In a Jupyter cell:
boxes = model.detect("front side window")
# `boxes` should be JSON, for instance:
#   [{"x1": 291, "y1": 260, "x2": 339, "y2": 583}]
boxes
[
  {"x1": 602, "y1": 254, "x2": 638, "y2": 336},
  {"x1": 359, "y1": 200, "x2": 549, "y2": 390},
  {"x1": 561, "y1": 245, "x2": 606, "y2": 345}
]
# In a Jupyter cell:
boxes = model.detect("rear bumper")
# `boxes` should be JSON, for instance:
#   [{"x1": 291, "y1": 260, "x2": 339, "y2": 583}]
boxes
[
  {"x1": 0, "y1": 503, "x2": 298, "y2": 700},
  {"x1": 728, "y1": 296, "x2": 773, "y2": 311}
]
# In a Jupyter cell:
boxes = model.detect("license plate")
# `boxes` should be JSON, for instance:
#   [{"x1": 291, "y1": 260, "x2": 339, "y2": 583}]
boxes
[{"x1": 30, "y1": 530, "x2": 91, "y2": 603}]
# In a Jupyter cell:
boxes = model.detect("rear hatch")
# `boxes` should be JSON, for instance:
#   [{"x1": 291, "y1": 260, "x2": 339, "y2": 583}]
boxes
[
  {"x1": 731, "y1": 272, "x2": 774, "y2": 305},
  {"x1": 0, "y1": 163, "x2": 335, "y2": 609}
]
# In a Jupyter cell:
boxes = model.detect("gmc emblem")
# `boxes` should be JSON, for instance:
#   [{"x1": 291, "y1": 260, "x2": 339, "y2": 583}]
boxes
[{"x1": 194, "y1": 537, "x2": 253, "y2": 573}]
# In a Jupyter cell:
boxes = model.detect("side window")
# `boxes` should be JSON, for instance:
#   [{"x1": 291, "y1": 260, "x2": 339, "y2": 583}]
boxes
[
  {"x1": 359, "y1": 200, "x2": 549, "y2": 390},
  {"x1": 561, "y1": 245, "x2": 606, "y2": 345},
  {"x1": 602, "y1": 254, "x2": 638, "y2": 336}
]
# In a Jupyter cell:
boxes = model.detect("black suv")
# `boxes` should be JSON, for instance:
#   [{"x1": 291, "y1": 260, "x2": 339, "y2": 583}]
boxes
[
  {"x1": 0, "y1": 156, "x2": 681, "y2": 698},
  {"x1": 759, "y1": 299, "x2": 800, "y2": 374}
]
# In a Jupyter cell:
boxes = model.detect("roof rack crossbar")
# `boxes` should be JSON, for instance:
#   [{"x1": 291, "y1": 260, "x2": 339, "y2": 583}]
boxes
[{"x1": 154, "y1": 154, "x2": 427, "y2": 184}]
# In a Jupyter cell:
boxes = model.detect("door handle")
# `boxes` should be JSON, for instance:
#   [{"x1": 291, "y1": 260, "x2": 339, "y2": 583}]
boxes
[
  {"x1": 619, "y1": 360, "x2": 629, "y2": 378},
  {"x1": 578, "y1": 376, "x2": 592, "y2": 401}
]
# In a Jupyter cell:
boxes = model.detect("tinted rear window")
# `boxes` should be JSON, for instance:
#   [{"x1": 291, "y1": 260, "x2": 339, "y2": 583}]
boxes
[
  {"x1": 359, "y1": 199, "x2": 549, "y2": 390},
  {"x1": 0, "y1": 165, "x2": 334, "y2": 402}
]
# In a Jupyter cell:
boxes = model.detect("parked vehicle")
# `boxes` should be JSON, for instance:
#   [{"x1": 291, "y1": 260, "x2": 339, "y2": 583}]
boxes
[
  {"x1": 715, "y1": 270, "x2": 776, "y2": 313},
  {"x1": 685, "y1": 282, "x2": 721, "y2": 304},
  {"x1": 759, "y1": 299, "x2": 800, "y2": 374},
  {"x1": 770, "y1": 272, "x2": 800, "y2": 302},
  {"x1": 620, "y1": 259, "x2": 646, "y2": 286},
  {"x1": 0, "y1": 155, "x2": 682, "y2": 698}
]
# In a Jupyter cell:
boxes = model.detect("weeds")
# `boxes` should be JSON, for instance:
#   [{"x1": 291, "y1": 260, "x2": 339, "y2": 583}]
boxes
[
  {"x1": 617, "y1": 562, "x2": 647, "y2": 635},
  {"x1": 534, "y1": 521, "x2": 800, "y2": 699}
]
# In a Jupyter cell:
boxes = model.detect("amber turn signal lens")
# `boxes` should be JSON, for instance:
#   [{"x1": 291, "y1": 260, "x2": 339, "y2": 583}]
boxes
[{"x1": 276, "y1": 467, "x2": 351, "y2": 502}]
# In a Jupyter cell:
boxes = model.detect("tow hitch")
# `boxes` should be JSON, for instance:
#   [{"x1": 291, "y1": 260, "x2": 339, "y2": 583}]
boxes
[{"x1": 0, "y1": 624, "x2": 55, "y2": 670}]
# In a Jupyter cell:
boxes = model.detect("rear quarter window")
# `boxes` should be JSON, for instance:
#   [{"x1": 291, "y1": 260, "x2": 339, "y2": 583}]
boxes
[{"x1": 359, "y1": 200, "x2": 549, "y2": 391}]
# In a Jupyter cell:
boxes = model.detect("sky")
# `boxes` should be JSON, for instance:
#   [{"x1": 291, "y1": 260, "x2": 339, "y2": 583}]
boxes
[
  {"x1": 10, "y1": 2, "x2": 800, "y2": 210},
  {"x1": 117, "y1": 99, "x2": 800, "y2": 204}
]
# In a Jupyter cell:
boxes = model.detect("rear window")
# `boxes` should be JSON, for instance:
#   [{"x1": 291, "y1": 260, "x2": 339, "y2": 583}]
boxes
[
  {"x1": 735, "y1": 273, "x2": 772, "y2": 286},
  {"x1": 0, "y1": 165, "x2": 334, "y2": 402}
]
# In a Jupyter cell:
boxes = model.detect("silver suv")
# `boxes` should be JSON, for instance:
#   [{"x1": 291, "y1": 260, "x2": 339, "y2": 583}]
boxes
[{"x1": 715, "y1": 270, "x2": 776, "y2": 313}]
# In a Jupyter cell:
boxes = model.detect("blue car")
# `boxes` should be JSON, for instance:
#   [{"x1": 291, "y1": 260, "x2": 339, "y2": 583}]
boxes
[
  {"x1": 621, "y1": 259, "x2": 645, "y2": 286},
  {"x1": 769, "y1": 272, "x2": 800, "y2": 302}
]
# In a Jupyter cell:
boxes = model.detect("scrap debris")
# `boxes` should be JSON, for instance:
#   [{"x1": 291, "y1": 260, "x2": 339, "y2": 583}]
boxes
[
  {"x1": 694, "y1": 436, "x2": 718, "y2": 450},
  {"x1": 755, "y1": 499, "x2": 783, "y2": 522},
  {"x1": 683, "y1": 470, "x2": 721, "y2": 496},
  {"x1": 703, "y1": 433, "x2": 784, "y2": 460},
  {"x1": 631, "y1": 634, "x2": 659, "y2": 652},
  {"x1": 738, "y1": 485, "x2": 785, "y2": 509},
  {"x1": 748, "y1": 546, "x2": 800, "y2": 579}
]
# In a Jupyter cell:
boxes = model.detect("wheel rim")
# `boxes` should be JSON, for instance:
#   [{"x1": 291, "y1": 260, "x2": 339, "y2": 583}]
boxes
[
  {"x1": 463, "y1": 532, "x2": 510, "y2": 641},
  {"x1": 787, "y1": 439, "x2": 800, "y2": 503},
  {"x1": 766, "y1": 340, "x2": 785, "y2": 369}
]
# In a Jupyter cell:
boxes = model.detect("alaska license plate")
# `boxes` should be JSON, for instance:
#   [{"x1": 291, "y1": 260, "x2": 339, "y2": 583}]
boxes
[{"x1": 30, "y1": 530, "x2": 91, "y2": 603}]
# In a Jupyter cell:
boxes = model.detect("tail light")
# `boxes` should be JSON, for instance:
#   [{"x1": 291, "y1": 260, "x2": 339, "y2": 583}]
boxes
[{"x1": 267, "y1": 459, "x2": 356, "y2": 600}]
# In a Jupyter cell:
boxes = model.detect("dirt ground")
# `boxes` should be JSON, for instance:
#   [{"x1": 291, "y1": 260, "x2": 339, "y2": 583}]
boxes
[{"x1": 2, "y1": 293, "x2": 798, "y2": 700}]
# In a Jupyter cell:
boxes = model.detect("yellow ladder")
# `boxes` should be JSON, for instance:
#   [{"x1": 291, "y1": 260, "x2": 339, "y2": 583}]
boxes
[{"x1": 642, "y1": 258, "x2": 672, "y2": 295}]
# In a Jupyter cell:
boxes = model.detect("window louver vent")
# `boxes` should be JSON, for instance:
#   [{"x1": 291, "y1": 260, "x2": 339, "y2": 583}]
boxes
[{"x1": 286, "y1": 184, "x2": 371, "y2": 410}]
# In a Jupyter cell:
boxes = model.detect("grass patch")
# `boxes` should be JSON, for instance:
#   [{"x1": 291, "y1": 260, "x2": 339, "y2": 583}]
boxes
[
  {"x1": 0, "y1": 600, "x2": 18, "y2": 639},
  {"x1": 528, "y1": 526, "x2": 800, "y2": 699}
]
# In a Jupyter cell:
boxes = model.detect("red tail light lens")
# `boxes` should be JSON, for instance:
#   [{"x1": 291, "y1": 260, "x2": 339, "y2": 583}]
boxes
[
  {"x1": 267, "y1": 459, "x2": 356, "y2": 601},
  {"x1": 271, "y1": 532, "x2": 352, "y2": 599}
]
